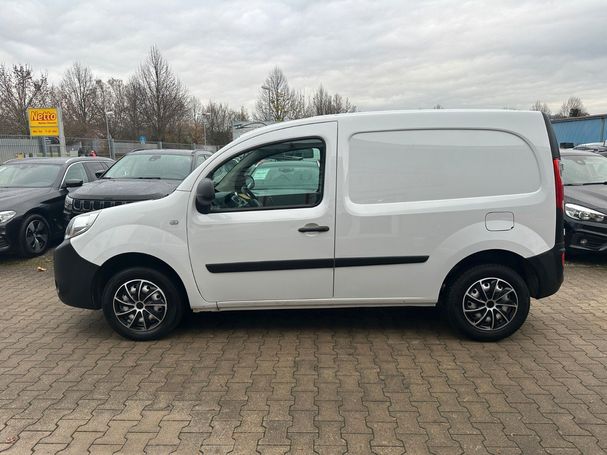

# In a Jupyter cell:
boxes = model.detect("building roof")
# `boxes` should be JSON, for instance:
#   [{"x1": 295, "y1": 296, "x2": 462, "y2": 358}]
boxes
[{"x1": 552, "y1": 113, "x2": 607, "y2": 123}]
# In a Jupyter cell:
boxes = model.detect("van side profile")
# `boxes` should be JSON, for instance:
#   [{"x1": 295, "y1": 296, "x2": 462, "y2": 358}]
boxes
[{"x1": 54, "y1": 110, "x2": 564, "y2": 341}]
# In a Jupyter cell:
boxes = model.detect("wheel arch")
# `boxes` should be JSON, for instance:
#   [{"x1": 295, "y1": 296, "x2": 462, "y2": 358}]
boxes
[
  {"x1": 439, "y1": 249, "x2": 540, "y2": 305},
  {"x1": 92, "y1": 252, "x2": 190, "y2": 311}
]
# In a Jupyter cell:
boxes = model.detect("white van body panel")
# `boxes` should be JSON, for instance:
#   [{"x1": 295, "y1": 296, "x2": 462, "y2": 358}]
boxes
[
  {"x1": 186, "y1": 121, "x2": 338, "y2": 303},
  {"x1": 66, "y1": 110, "x2": 556, "y2": 312},
  {"x1": 70, "y1": 192, "x2": 213, "y2": 310},
  {"x1": 332, "y1": 111, "x2": 554, "y2": 301}
]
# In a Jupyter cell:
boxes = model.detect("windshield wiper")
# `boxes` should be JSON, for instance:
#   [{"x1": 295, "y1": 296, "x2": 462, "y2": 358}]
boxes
[
  {"x1": 564, "y1": 183, "x2": 583, "y2": 186},
  {"x1": 581, "y1": 181, "x2": 607, "y2": 185},
  {"x1": 134, "y1": 177, "x2": 163, "y2": 179}
]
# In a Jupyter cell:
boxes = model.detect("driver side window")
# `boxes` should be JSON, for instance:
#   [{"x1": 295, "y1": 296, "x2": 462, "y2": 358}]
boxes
[{"x1": 208, "y1": 138, "x2": 325, "y2": 212}]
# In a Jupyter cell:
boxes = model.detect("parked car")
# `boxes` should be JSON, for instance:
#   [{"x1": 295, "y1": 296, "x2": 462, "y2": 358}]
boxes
[
  {"x1": 64, "y1": 149, "x2": 212, "y2": 219},
  {"x1": 573, "y1": 142, "x2": 607, "y2": 156},
  {"x1": 560, "y1": 149, "x2": 607, "y2": 252},
  {"x1": 55, "y1": 110, "x2": 564, "y2": 341},
  {"x1": 0, "y1": 157, "x2": 113, "y2": 257}
]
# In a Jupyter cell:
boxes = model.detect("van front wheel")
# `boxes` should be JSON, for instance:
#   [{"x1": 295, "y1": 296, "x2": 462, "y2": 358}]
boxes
[
  {"x1": 445, "y1": 264, "x2": 530, "y2": 341},
  {"x1": 102, "y1": 267, "x2": 183, "y2": 341}
]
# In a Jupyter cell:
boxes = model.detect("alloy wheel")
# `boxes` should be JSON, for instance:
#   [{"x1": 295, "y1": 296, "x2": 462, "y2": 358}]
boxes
[{"x1": 25, "y1": 219, "x2": 48, "y2": 254}]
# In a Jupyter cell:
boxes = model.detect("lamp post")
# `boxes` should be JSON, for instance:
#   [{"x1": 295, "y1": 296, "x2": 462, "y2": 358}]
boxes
[
  {"x1": 105, "y1": 111, "x2": 114, "y2": 159},
  {"x1": 261, "y1": 85, "x2": 271, "y2": 121},
  {"x1": 201, "y1": 112, "x2": 210, "y2": 147}
]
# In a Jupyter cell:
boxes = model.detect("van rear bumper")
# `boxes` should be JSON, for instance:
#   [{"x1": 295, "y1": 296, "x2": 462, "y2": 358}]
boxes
[
  {"x1": 54, "y1": 239, "x2": 100, "y2": 310},
  {"x1": 527, "y1": 243, "x2": 564, "y2": 299}
]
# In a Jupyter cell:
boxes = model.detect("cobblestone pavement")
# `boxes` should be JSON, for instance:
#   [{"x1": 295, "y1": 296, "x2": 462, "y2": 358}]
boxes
[{"x1": 0, "y1": 251, "x2": 606, "y2": 454}]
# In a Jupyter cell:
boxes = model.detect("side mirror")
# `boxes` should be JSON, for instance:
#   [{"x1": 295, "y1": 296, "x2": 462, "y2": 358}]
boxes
[
  {"x1": 63, "y1": 179, "x2": 83, "y2": 189},
  {"x1": 95, "y1": 170, "x2": 105, "y2": 178},
  {"x1": 196, "y1": 178, "x2": 215, "y2": 214}
]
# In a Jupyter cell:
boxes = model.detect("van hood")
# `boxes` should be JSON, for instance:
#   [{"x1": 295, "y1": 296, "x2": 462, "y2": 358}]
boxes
[
  {"x1": 0, "y1": 187, "x2": 52, "y2": 211},
  {"x1": 70, "y1": 178, "x2": 180, "y2": 201},
  {"x1": 564, "y1": 185, "x2": 607, "y2": 213}
]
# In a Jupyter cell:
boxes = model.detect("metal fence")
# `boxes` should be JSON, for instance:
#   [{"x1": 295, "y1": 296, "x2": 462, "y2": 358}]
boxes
[{"x1": 0, "y1": 134, "x2": 218, "y2": 163}]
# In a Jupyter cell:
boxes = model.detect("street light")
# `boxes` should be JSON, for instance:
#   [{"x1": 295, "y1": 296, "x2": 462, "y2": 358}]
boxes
[
  {"x1": 201, "y1": 112, "x2": 210, "y2": 147},
  {"x1": 105, "y1": 111, "x2": 114, "y2": 159},
  {"x1": 261, "y1": 85, "x2": 271, "y2": 121}
]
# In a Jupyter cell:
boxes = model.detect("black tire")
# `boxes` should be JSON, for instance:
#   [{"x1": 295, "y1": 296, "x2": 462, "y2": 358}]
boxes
[
  {"x1": 444, "y1": 264, "x2": 530, "y2": 341},
  {"x1": 102, "y1": 267, "x2": 184, "y2": 341},
  {"x1": 18, "y1": 214, "x2": 51, "y2": 257}
]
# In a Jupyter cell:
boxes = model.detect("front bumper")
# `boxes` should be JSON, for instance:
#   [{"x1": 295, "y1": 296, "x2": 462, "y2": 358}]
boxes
[
  {"x1": 0, "y1": 217, "x2": 21, "y2": 253},
  {"x1": 565, "y1": 218, "x2": 607, "y2": 252},
  {"x1": 54, "y1": 239, "x2": 100, "y2": 309}
]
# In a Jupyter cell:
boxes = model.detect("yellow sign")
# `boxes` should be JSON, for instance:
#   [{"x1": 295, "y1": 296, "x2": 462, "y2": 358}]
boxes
[{"x1": 28, "y1": 108, "x2": 59, "y2": 136}]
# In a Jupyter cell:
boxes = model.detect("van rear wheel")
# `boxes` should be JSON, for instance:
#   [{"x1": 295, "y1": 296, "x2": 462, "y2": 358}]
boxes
[
  {"x1": 445, "y1": 264, "x2": 530, "y2": 341},
  {"x1": 102, "y1": 267, "x2": 183, "y2": 341}
]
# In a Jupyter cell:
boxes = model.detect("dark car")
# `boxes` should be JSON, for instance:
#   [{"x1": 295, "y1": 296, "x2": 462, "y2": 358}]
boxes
[
  {"x1": 561, "y1": 149, "x2": 607, "y2": 253},
  {"x1": 0, "y1": 157, "x2": 113, "y2": 257},
  {"x1": 573, "y1": 142, "x2": 607, "y2": 156},
  {"x1": 64, "y1": 149, "x2": 212, "y2": 219}
]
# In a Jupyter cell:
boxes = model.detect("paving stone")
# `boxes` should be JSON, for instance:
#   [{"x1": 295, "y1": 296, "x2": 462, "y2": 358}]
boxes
[{"x1": 1, "y1": 253, "x2": 607, "y2": 454}]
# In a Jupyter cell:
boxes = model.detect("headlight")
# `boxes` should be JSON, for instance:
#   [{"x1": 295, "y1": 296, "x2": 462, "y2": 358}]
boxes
[
  {"x1": 65, "y1": 212, "x2": 99, "y2": 239},
  {"x1": 565, "y1": 203, "x2": 605, "y2": 223},
  {"x1": 64, "y1": 195, "x2": 73, "y2": 210},
  {"x1": 0, "y1": 210, "x2": 17, "y2": 224}
]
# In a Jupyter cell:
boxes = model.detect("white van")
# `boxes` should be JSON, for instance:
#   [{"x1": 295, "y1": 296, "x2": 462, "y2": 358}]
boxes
[{"x1": 54, "y1": 110, "x2": 564, "y2": 341}]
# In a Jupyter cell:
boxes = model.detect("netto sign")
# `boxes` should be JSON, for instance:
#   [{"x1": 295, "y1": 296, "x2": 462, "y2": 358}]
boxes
[{"x1": 28, "y1": 108, "x2": 60, "y2": 136}]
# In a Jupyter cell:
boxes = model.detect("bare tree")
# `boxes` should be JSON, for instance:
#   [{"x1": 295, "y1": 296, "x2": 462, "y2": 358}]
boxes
[
  {"x1": 0, "y1": 64, "x2": 50, "y2": 134},
  {"x1": 203, "y1": 101, "x2": 251, "y2": 146},
  {"x1": 310, "y1": 85, "x2": 356, "y2": 116},
  {"x1": 255, "y1": 67, "x2": 303, "y2": 122},
  {"x1": 122, "y1": 77, "x2": 146, "y2": 139},
  {"x1": 433, "y1": 104, "x2": 444, "y2": 109},
  {"x1": 59, "y1": 63, "x2": 100, "y2": 136},
  {"x1": 134, "y1": 46, "x2": 189, "y2": 141},
  {"x1": 558, "y1": 97, "x2": 588, "y2": 118},
  {"x1": 530, "y1": 100, "x2": 551, "y2": 116}
]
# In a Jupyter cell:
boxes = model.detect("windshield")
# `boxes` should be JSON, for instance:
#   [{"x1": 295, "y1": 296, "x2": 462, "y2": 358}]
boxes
[
  {"x1": 562, "y1": 155, "x2": 607, "y2": 185},
  {"x1": 104, "y1": 153, "x2": 192, "y2": 180},
  {"x1": 0, "y1": 163, "x2": 61, "y2": 188}
]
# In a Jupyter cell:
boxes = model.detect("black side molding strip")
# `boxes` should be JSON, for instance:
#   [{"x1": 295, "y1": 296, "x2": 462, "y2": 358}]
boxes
[
  {"x1": 206, "y1": 259, "x2": 334, "y2": 273},
  {"x1": 335, "y1": 256, "x2": 429, "y2": 267},
  {"x1": 206, "y1": 256, "x2": 429, "y2": 273}
]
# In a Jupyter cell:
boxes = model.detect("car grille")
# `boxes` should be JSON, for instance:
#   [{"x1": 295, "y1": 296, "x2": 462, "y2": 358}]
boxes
[
  {"x1": 72, "y1": 199, "x2": 131, "y2": 213},
  {"x1": 0, "y1": 235, "x2": 8, "y2": 249}
]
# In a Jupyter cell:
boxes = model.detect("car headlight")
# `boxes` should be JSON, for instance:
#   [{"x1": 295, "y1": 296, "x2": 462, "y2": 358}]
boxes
[
  {"x1": 0, "y1": 210, "x2": 17, "y2": 224},
  {"x1": 565, "y1": 203, "x2": 605, "y2": 223},
  {"x1": 64, "y1": 195, "x2": 73, "y2": 210},
  {"x1": 65, "y1": 212, "x2": 99, "y2": 239}
]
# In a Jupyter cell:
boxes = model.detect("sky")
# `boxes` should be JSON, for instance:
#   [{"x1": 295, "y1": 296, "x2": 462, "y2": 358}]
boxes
[{"x1": 1, "y1": 0, "x2": 606, "y2": 115}]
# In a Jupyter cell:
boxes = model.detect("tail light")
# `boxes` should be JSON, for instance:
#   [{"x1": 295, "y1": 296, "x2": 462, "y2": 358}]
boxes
[{"x1": 553, "y1": 159, "x2": 564, "y2": 210}]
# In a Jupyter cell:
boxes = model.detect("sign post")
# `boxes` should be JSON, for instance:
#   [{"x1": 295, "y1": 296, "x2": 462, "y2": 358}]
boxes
[{"x1": 57, "y1": 107, "x2": 66, "y2": 156}]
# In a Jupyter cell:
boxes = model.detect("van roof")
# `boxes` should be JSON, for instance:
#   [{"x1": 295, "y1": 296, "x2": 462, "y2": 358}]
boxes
[{"x1": 229, "y1": 109, "x2": 542, "y2": 149}]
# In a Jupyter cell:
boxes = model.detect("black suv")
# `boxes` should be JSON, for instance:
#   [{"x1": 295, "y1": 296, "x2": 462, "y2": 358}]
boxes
[
  {"x1": 0, "y1": 157, "x2": 113, "y2": 257},
  {"x1": 64, "y1": 149, "x2": 212, "y2": 219}
]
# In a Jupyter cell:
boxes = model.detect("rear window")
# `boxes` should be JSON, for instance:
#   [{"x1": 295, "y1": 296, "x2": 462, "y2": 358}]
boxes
[
  {"x1": 104, "y1": 154, "x2": 192, "y2": 180},
  {"x1": 347, "y1": 129, "x2": 541, "y2": 204}
]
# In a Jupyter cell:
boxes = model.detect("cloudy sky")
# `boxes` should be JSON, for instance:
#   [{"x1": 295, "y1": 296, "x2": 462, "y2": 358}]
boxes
[{"x1": 1, "y1": 0, "x2": 606, "y2": 115}]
